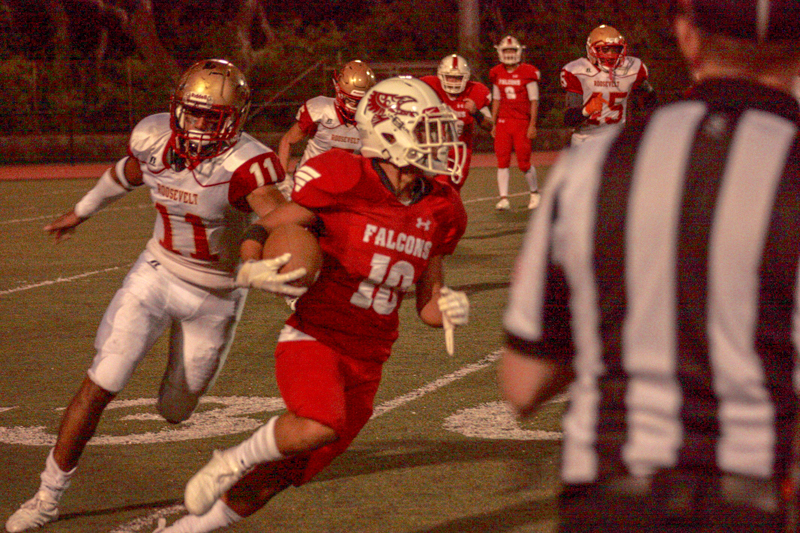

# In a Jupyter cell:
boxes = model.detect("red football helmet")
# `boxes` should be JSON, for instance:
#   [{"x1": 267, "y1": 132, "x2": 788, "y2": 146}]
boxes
[
  {"x1": 333, "y1": 60, "x2": 377, "y2": 122},
  {"x1": 586, "y1": 25, "x2": 627, "y2": 72},
  {"x1": 169, "y1": 59, "x2": 251, "y2": 165}
]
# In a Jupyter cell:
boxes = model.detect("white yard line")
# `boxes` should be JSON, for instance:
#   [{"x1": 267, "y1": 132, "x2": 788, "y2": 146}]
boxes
[
  {"x1": 461, "y1": 191, "x2": 528, "y2": 205},
  {"x1": 0, "y1": 267, "x2": 121, "y2": 295},
  {"x1": 0, "y1": 203, "x2": 149, "y2": 226},
  {"x1": 108, "y1": 350, "x2": 502, "y2": 532}
]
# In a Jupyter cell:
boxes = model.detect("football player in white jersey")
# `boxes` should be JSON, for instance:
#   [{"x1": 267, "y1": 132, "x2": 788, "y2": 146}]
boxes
[
  {"x1": 5, "y1": 59, "x2": 299, "y2": 533},
  {"x1": 560, "y1": 25, "x2": 657, "y2": 146},
  {"x1": 277, "y1": 60, "x2": 376, "y2": 177}
]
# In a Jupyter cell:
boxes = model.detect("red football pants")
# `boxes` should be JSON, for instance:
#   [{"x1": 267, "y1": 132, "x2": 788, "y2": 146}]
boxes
[
  {"x1": 274, "y1": 339, "x2": 385, "y2": 485},
  {"x1": 494, "y1": 117, "x2": 532, "y2": 171}
]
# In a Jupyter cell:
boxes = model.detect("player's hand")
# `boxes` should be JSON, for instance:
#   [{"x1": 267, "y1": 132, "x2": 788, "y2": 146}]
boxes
[
  {"x1": 463, "y1": 98, "x2": 478, "y2": 114},
  {"x1": 235, "y1": 254, "x2": 308, "y2": 297},
  {"x1": 44, "y1": 210, "x2": 84, "y2": 243},
  {"x1": 438, "y1": 287, "x2": 469, "y2": 327},
  {"x1": 491, "y1": 124, "x2": 497, "y2": 138},
  {"x1": 583, "y1": 93, "x2": 607, "y2": 117},
  {"x1": 527, "y1": 125, "x2": 538, "y2": 140}
]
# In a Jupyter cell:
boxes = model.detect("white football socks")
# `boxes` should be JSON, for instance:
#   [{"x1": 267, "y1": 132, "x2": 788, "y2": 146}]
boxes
[
  {"x1": 525, "y1": 167, "x2": 539, "y2": 193},
  {"x1": 164, "y1": 499, "x2": 242, "y2": 533},
  {"x1": 39, "y1": 449, "x2": 77, "y2": 502},
  {"x1": 228, "y1": 415, "x2": 285, "y2": 470},
  {"x1": 496, "y1": 168, "x2": 510, "y2": 198}
]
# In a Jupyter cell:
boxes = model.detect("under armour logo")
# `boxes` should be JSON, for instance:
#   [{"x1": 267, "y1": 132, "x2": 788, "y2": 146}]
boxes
[
  {"x1": 146, "y1": 259, "x2": 160, "y2": 269},
  {"x1": 416, "y1": 218, "x2": 431, "y2": 231},
  {"x1": 149, "y1": 156, "x2": 156, "y2": 165}
]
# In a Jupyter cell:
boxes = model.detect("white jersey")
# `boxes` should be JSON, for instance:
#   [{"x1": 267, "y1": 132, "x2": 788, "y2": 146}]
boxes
[
  {"x1": 560, "y1": 56, "x2": 649, "y2": 141},
  {"x1": 129, "y1": 113, "x2": 284, "y2": 289},
  {"x1": 295, "y1": 96, "x2": 361, "y2": 166}
]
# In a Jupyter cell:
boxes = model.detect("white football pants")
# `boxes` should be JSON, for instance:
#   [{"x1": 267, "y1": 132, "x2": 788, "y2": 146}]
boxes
[{"x1": 88, "y1": 249, "x2": 247, "y2": 422}]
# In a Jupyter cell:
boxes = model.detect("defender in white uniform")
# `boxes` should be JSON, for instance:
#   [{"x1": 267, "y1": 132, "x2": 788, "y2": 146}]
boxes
[
  {"x1": 560, "y1": 25, "x2": 657, "y2": 146},
  {"x1": 5, "y1": 59, "x2": 289, "y2": 533},
  {"x1": 277, "y1": 60, "x2": 376, "y2": 175}
]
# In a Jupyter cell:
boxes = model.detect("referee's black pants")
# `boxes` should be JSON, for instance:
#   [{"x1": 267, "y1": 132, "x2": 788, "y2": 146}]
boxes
[{"x1": 558, "y1": 470, "x2": 791, "y2": 532}]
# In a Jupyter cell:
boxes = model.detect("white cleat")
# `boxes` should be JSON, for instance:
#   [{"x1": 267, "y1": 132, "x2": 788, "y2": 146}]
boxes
[
  {"x1": 5, "y1": 491, "x2": 59, "y2": 532},
  {"x1": 184, "y1": 450, "x2": 249, "y2": 517},
  {"x1": 152, "y1": 517, "x2": 168, "y2": 533},
  {"x1": 495, "y1": 198, "x2": 511, "y2": 210},
  {"x1": 528, "y1": 192, "x2": 541, "y2": 210}
]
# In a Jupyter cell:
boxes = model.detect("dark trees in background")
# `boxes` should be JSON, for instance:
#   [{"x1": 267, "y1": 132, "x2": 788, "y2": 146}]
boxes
[{"x1": 0, "y1": 0, "x2": 688, "y2": 133}]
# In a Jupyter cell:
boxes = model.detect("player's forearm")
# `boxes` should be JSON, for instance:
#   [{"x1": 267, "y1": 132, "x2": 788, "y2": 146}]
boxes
[{"x1": 73, "y1": 159, "x2": 137, "y2": 219}]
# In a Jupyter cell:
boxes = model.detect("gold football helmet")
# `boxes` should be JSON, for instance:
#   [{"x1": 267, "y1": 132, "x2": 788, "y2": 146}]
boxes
[
  {"x1": 334, "y1": 60, "x2": 377, "y2": 122},
  {"x1": 495, "y1": 35, "x2": 525, "y2": 66},
  {"x1": 169, "y1": 59, "x2": 251, "y2": 164},
  {"x1": 586, "y1": 25, "x2": 627, "y2": 72}
]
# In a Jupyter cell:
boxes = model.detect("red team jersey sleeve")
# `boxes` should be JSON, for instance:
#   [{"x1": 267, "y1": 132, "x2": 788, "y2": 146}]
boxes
[
  {"x1": 296, "y1": 103, "x2": 320, "y2": 138},
  {"x1": 227, "y1": 151, "x2": 286, "y2": 212},
  {"x1": 560, "y1": 68, "x2": 584, "y2": 95},
  {"x1": 292, "y1": 149, "x2": 362, "y2": 208}
]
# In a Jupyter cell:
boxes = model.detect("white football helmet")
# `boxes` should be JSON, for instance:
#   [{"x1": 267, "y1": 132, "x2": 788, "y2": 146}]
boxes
[
  {"x1": 356, "y1": 77, "x2": 467, "y2": 178},
  {"x1": 169, "y1": 59, "x2": 251, "y2": 164},
  {"x1": 437, "y1": 54, "x2": 471, "y2": 95},
  {"x1": 495, "y1": 35, "x2": 525, "y2": 65}
]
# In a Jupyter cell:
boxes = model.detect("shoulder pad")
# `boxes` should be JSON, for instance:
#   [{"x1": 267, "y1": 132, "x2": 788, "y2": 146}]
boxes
[
  {"x1": 303, "y1": 96, "x2": 339, "y2": 123},
  {"x1": 128, "y1": 113, "x2": 172, "y2": 162},
  {"x1": 220, "y1": 133, "x2": 274, "y2": 173}
]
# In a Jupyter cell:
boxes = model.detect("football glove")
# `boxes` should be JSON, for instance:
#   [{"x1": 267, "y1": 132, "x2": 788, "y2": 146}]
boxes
[
  {"x1": 438, "y1": 287, "x2": 469, "y2": 326},
  {"x1": 235, "y1": 254, "x2": 308, "y2": 297},
  {"x1": 583, "y1": 92, "x2": 607, "y2": 117}
]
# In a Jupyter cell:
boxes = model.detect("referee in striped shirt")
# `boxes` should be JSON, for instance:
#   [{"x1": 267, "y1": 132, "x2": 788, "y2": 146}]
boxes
[{"x1": 499, "y1": 0, "x2": 800, "y2": 531}]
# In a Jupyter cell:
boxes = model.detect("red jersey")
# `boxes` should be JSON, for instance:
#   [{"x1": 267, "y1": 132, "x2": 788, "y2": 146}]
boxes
[
  {"x1": 420, "y1": 75, "x2": 491, "y2": 149},
  {"x1": 287, "y1": 149, "x2": 467, "y2": 357},
  {"x1": 489, "y1": 63, "x2": 540, "y2": 120}
]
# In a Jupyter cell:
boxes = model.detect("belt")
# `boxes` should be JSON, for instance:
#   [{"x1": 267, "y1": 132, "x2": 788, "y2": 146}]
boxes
[{"x1": 603, "y1": 472, "x2": 781, "y2": 514}]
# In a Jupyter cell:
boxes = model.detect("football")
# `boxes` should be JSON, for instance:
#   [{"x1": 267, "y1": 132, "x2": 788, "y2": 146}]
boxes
[{"x1": 262, "y1": 224, "x2": 323, "y2": 288}]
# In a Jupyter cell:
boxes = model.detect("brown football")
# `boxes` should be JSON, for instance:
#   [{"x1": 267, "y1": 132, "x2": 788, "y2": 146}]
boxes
[{"x1": 262, "y1": 224, "x2": 323, "y2": 288}]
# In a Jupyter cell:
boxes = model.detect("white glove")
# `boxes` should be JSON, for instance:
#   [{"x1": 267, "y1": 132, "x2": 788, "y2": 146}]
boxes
[
  {"x1": 235, "y1": 254, "x2": 308, "y2": 297},
  {"x1": 438, "y1": 287, "x2": 469, "y2": 326}
]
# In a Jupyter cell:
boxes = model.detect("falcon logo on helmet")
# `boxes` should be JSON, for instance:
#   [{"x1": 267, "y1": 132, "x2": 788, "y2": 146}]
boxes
[
  {"x1": 495, "y1": 36, "x2": 525, "y2": 66},
  {"x1": 355, "y1": 77, "x2": 467, "y2": 178},
  {"x1": 437, "y1": 54, "x2": 471, "y2": 95},
  {"x1": 333, "y1": 60, "x2": 377, "y2": 124},
  {"x1": 365, "y1": 92, "x2": 417, "y2": 125},
  {"x1": 169, "y1": 59, "x2": 251, "y2": 167}
]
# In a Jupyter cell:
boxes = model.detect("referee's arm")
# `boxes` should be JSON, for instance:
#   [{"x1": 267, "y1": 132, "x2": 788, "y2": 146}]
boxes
[{"x1": 499, "y1": 345, "x2": 572, "y2": 417}]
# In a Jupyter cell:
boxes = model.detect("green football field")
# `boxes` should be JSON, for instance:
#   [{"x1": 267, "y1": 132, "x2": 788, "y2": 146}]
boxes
[{"x1": 0, "y1": 165, "x2": 565, "y2": 533}]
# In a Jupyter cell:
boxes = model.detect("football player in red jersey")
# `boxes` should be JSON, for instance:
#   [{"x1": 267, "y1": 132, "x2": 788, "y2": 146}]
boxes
[
  {"x1": 560, "y1": 25, "x2": 657, "y2": 146},
  {"x1": 489, "y1": 35, "x2": 542, "y2": 210},
  {"x1": 5, "y1": 60, "x2": 292, "y2": 533},
  {"x1": 151, "y1": 77, "x2": 471, "y2": 533},
  {"x1": 422, "y1": 54, "x2": 492, "y2": 192},
  {"x1": 277, "y1": 60, "x2": 377, "y2": 178}
]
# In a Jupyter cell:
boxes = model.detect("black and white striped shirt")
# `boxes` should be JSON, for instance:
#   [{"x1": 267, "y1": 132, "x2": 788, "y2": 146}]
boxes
[{"x1": 504, "y1": 79, "x2": 800, "y2": 485}]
